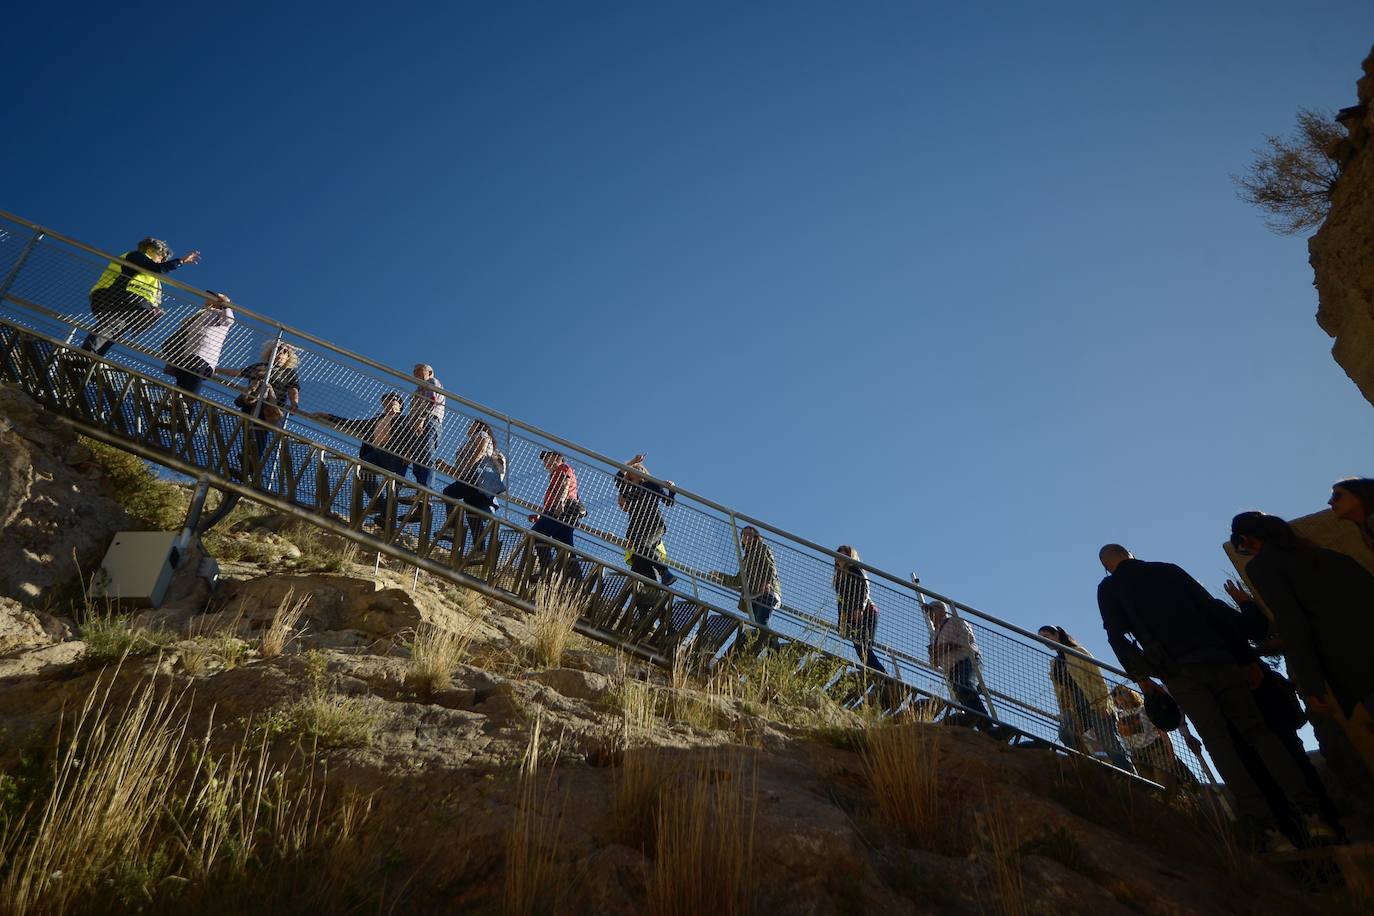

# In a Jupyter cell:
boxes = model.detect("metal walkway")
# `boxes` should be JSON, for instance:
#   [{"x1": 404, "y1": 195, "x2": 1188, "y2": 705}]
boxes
[{"x1": 0, "y1": 210, "x2": 1213, "y2": 787}]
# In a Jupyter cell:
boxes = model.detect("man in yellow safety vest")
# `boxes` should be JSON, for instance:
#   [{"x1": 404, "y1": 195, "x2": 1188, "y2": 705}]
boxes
[{"x1": 81, "y1": 237, "x2": 201, "y2": 356}]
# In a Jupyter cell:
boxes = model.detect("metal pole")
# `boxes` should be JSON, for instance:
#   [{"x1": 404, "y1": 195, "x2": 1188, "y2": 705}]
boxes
[{"x1": 0, "y1": 229, "x2": 43, "y2": 306}]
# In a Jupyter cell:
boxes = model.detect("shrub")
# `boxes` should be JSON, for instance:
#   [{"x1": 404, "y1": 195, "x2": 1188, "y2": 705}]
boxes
[
  {"x1": 82, "y1": 438, "x2": 187, "y2": 530},
  {"x1": 503, "y1": 713, "x2": 564, "y2": 916}
]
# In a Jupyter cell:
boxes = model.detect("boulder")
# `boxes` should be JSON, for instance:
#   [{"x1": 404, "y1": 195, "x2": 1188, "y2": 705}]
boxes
[{"x1": 0, "y1": 597, "x2": 73, "y2": 655}]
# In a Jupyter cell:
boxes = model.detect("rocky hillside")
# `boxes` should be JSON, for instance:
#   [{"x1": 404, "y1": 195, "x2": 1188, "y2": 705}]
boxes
[
  {"x1": 0, "y1": 385, "x2": 1351, "y2": 915},
  {"x1": 1311, "y1": 44, "x2": 1374, "y2": 405}
]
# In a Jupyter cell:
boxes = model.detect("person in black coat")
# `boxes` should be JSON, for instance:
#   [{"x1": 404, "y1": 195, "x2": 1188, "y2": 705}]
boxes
[
  {"x1": 1096, "y1": 543, "x2": 1333, "y2": 848},
  {"x1": 1230, "y1": 512, "x2": 1374, "y2": 725}
]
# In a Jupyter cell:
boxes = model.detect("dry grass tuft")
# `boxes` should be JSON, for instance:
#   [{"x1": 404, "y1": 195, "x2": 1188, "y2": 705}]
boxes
[
  {"x1": 406, "y1": 618, "x2": 481, "y2": 695},
  {"x1": 0, "y1": 671, "x2": 390, "y2": 914},
  {"x1": 258, "y1": 651, "x2": 382, "y2": 749},
  {"x1": 861, "y1": 721, "x2": 959, "y2": 854},
  {"x1": 503, "y1": 712, "x2": 565, "y2": 916},
  {"x1": 79, "y1": 604, "x2": 176, "y2": 665},
  {"x1": 978, "y1": 795, "x2": 1029, "y2": 916},
  {"x1": 529, "y1": 575, "x2": 583, "y2": 668},
  {"x1": 646, "y1": 752, "x2": 758, "y2": 916},
  {"x1": 260, "y1": 590, "x2": 310, "y2": 658}
]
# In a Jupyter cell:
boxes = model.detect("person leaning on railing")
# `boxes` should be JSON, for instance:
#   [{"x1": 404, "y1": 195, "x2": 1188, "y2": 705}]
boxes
[
  {"x1": 81, "y1": 236, "x2": 201, "y2": 357},
  {"x1": 926, "y1": 601, "x2": 989, "y2": 721},
  {"x1": 1037, "y1": 625, "x2": 1135, "y2": 772},
  {"x1": 712, "y1": 525, "x2": 781, "y2": 647},
  {"x1": 307, "y1": 392, "x2": 410, "y2": 521},
  {"x1": 832, "y1": 546, "x2": 885, "y2": 674}
]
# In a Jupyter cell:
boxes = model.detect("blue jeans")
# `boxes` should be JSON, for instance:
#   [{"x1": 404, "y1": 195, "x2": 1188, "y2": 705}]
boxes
[
  {"x1": 948, "y1": 657, "x2": 989, "y2": 716},
  {"x1": 749, "y1": 594, "x2": 779, "y2": 629},
  {"x1": 532, "y1": 514, "x2": 579, "y2": 578},
  {"x1": 408, "y1": 420, "x2": 439, "y2": 489}
]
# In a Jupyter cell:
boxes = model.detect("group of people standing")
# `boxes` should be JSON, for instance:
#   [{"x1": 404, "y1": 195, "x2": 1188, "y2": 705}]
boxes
[
  {"x1": 74, "y1": 237, "x2": 1374, "y2": 854},
  {"x1": 1095, "y1": 478, "x2": 1374, "y2": 850}
]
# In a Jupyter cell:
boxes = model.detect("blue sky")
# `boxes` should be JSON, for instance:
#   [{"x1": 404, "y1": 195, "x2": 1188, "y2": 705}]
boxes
[{"x1": 5, "y1": 1, "x2": 1374, "y2": 667}]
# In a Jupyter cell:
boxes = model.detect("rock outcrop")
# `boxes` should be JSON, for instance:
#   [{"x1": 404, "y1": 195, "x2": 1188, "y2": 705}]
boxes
[
  {"x1": 1311, "y1": 45, "x2": 1374, "y2": 405},
  {"x1": 0, "y1": 385, "x2": 132, "y2": 603}
]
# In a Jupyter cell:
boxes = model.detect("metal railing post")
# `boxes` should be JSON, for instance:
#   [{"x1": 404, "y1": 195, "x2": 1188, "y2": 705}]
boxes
[{"x1": 0, "y1": 229, "x2": 43, "y2": 307}]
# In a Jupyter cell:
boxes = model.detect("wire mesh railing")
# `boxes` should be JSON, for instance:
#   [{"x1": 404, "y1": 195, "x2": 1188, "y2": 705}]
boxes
[{"x1": 0, "y1": 209, "x2": 1214, "y2": 786}]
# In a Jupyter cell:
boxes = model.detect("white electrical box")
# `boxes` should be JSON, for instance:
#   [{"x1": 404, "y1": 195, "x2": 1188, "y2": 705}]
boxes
[{"x1": 92, "y1": 531, "x2": 181, "y2": 608}]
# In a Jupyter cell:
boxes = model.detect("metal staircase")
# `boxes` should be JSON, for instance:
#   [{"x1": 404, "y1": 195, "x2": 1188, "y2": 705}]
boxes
[{"x1": 0, "y1": 209, "x2": 1214, "y2": 787}]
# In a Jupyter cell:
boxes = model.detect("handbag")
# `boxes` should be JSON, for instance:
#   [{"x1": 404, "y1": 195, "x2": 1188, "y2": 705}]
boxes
[
  {"x1": 473, "y1": 455, "x2": 508, "y2": 496},
  {"x1": 235, "y1": 368, "x2": 284, "y2": 423},
  {"x1": 1254, "y1": 666, "x2": 1307, "y2": 732}
]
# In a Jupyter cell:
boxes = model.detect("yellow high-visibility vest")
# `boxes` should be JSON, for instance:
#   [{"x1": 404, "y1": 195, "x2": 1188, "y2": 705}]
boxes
[{"x1": 89, "y1": 252, "x2": 161, "y2": 305}]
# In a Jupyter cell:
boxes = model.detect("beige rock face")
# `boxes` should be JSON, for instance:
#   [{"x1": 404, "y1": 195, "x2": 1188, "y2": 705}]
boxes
[
  {"x1": 1311, "y1": 46, "x2": 1374, "y2": 405},
  {"x1": 0, "y1": 596, "x2": 72, "y2": 655},
  {"x1": 0, "y1": 385, "x2": 132, "y2": 603}
]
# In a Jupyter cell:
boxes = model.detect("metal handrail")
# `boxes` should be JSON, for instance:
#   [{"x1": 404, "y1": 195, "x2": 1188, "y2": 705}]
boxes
[
  {"x1": 0, "y1": 207, "x2": 1128, "y2": 679},
  {"x1": 0, "y1": 212, "x2": 1215, "y2": 787}
]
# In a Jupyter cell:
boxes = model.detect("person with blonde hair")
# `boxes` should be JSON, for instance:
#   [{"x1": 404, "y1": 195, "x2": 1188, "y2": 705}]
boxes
[
  {"x1": 833, "y1": 546, "x2": 884, "y2": 673},
  {"x1": 218, "y1": 341, "x2": 302, "y2": 485}
]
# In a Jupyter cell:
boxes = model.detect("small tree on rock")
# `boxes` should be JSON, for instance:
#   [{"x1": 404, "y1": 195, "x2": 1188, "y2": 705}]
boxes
[{"x1": 1233, "y1": 107, "x2": 1344, "y2": 235}]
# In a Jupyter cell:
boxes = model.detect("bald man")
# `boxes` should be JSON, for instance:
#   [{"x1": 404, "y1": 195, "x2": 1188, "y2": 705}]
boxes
[{"x1": 1096, "y1": 544, "x2": 1335, "y2": 849}]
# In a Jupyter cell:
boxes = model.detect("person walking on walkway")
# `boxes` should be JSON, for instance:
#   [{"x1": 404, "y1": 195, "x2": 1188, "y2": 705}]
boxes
[
  {"x1": 403, "y1": 363, "x2": 444, "y2": 489},
  {"x1": 833, "y1": 546, "x2": 885, "y2": 673},
  {"x1": 615, "y1": 455, "x2": 677, "y2": 589},
  {"x1": 82, "y1": 237, "x2": 200, "y2": 356},
  {"x1": 1096, "y1": 543, "x2": 1335, "y2": 849},
  {"x1": 438, "y1": 419, "x2": 506, "y2": 554},
  {"x1": 218, "y1": 342, "x2": 302, "y2": 486},
  {"x1": 310, "y1": 392, "x2": 410, "y2": 519},
  {"x1": 714, "y1": 525, "x2": 782, "y2": 647},
  {"x1": 1038, "y1": 625, "x2": 1135, "y2": 772},
  {"x1": 927, "y1": 601, "x2": 989, "y2": 721},
  {"x1": 529, "y1": 450, "x2": 580, "y2": 577},
  {"x1": 161, "y1": 291, "x2": 234, "y2": 395}
]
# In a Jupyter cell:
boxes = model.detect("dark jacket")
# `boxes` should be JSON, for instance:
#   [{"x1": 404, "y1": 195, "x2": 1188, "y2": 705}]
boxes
[
  {"x1": 615, "y1": 471, "x2": 675, "y2": 551},
  {"x1": 1097, "y1": 559, "x2": 1249, "y2": 678},
  {"x1": 1244, "y1": 545, "x2": 1374, "y2": 715}
]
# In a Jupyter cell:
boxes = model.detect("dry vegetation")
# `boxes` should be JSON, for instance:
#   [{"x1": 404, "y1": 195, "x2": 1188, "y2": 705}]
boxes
[
  {"x1": 0, "y1": 673, "x2": 393, "y2": 916},
  {"x1": 406, "y1": 617, "x2": 481, "y2": 695},
  {"x1": 529, "y1": 575, "x2": 583, "y2": 668}
]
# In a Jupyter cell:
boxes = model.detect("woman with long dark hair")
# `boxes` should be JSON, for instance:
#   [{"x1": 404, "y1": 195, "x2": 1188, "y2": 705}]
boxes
[{"x1": 1038, "y1": 625, "x2": 1134, "y2": 772}]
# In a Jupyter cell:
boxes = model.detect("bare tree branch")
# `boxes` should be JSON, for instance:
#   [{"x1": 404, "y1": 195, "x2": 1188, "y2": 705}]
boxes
[{"x1": 1232, "y1": 107, "x2": 1344, "y2": 235}]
